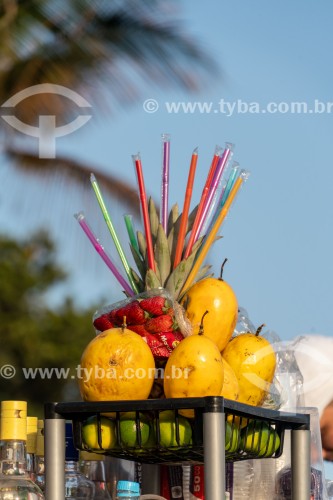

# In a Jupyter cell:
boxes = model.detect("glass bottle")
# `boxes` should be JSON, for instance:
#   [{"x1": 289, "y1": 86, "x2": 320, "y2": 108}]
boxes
[
  {"x1": 65, "y1": 422, "x2": 95, "y2": 499},
  {"x1": 26, "y1": 416, "x2": 38, "y2": 482},
  {"x1": 116, "y1": 480, "x2": 140, "y2": 499},
  {"x1": 35, "y1": 419, "x2": 45, "y2": 493},
  {"x1": 80, "y1": 451, "x2": 111, "y2": 499},
  {"x1": 0, "y1": 400, "x2": 44, "y2": 499}
]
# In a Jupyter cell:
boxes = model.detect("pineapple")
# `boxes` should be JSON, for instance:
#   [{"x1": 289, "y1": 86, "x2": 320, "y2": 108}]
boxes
[{"x1": 129, "y1": 197, "x2": 213, "y2": 301}]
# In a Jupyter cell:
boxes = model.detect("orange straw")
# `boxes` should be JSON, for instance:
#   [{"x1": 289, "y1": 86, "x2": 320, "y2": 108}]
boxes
[
  {"x1": 183, "y1": 146, "x2": 222, "y2": 259},
  {"x1": 180, "y1": 174, "x2": 245, "y2": 295},
  {"x1": 133, "y1": 153, "x2": 156, "y2": 272},
  {"x1": 173, "y1": 147, "x2": 198, "y2": 268}
]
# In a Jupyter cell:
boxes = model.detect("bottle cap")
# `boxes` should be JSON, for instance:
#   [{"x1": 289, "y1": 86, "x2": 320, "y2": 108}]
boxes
[
  {"x1": 36, "y1": 419, "x2": 44, "y2": 456},
  {"x1": 1, "y1": 400, "x2": 27, "y2": 417},
  {"x1": 0, "y1": 401, "x2": 27, "y2": 441},
  {"x1": 117, "y1": 480, "x2": 140, "y2": 495},
  {"x1": 26, "y1": 416, "x2": 38, "y2": 453},
  {"x1": 65, "y1": 422, "x2": 79, "y2": 461}
]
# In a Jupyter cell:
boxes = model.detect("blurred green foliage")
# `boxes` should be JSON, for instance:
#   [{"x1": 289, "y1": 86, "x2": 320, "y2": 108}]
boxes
[{"x1": 0, "y1": 230, "x2": 98, "y2": 417}]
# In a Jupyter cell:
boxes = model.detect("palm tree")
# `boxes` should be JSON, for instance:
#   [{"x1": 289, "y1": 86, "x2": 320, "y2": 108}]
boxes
[{"x1": 0, "y1": 0, "x2": 216, "y2": 206}]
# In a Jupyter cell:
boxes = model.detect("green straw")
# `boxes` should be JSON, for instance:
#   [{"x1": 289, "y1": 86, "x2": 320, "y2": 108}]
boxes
[
  {"x1": 90, "y1": 173, "x2": 139, "y2": 294},
  {"x1": 124, "y1": 214, "x2": 140, "y2": 255}
]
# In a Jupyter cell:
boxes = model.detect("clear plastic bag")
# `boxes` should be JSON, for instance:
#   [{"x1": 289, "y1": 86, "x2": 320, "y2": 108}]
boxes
[{"x1": 92, "y1": 288, "x2": 191, "y2": 360}]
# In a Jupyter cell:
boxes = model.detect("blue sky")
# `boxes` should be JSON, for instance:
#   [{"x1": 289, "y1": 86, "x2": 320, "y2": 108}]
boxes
[{"x1": 1, "y1": 0, "x2": 333, "y2": 345}]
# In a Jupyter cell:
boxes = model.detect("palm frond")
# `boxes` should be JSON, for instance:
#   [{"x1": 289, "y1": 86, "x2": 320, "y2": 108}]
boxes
[
  {"x1": 0, "y1": 0, "x2": 218, "y2": 121},
  {"x1": 5, "y1": 145, "x2": 140, "y2": 213}
]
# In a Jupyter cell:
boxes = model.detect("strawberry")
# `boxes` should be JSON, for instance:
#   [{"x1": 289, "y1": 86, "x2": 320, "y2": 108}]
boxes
[
  {"x1": 112, "y1": 300, "x2": 148, "y2": 325},
  {"x1": 150, "y1": 345, "x2": 171, "y2": 358},
  {"x1": 145, "y1": 314, "x2": 178, "y2": 333},
  {"x1": 145, "y1": 332, "x2": 165, "y2": 349},
  {"x1": 156, "y1": 331, "x2": 184, "y2": 350},
  {"x1": 127, "y1": 324, "x2": 151, "y2": 337},
  {"x1": 127, "y1": 326, "x2": 164, "y2": 350},
  {"x1": 93, "y1": 314, "x2": 114, "y2": 332},
  {"x1": 140, "y1": 296, "x2": 172, "y2": 316}
]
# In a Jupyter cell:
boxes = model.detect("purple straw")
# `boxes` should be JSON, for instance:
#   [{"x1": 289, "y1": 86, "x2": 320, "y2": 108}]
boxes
[
  {"x1": 193, "y1": 143, "x2": 233, "y2": 244},
  {"x1": 74, "y1": 212, "x2": 134, "y2": 296},
  {"x1": 161, "y1": 133, "x2": 170, "y2": 233}
]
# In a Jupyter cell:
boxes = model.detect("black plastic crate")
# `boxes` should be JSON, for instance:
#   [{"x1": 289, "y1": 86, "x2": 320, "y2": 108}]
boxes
[{"x1": 45, "y1": 397, "x2": 309, "y2": 465}]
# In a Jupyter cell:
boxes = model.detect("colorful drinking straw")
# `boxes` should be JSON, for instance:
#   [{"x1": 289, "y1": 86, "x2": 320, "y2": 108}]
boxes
[
  {"x1": 173, "y1": 147, "x2": 198, "y2": 268},
  {"x1": 90, "y1": 173, "x2": 138, "y2": 294},
  {"x1": 123, "y1": 214, "x2": 140, "y2": 255},
  {"x1": 74, "y1": 212, "x2": 134, "y2": 296},
  {"x1": 180, "y1": 171, "x2": 248, "y2": 295},
  {"x1": 133, "y1": 153, "x2": 156, "y2": 272},
  {"x1": 192, "y1": 142, "x2": 233, "y2": 245},
  {"x1": 183, "y1": 145, "x2": 223, "y2": 259},
  {"x1": 161, "y1": 133, "x2": 170, "y2": 234},
  {"x1": 200, "y1": 162, "x2": 240, "y2": 239}
]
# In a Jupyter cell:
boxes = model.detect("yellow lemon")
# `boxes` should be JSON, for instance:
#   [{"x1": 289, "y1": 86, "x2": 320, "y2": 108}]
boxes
[
  {"x1": 79, "y1": 325, "x2": 155, "y2": 402},
  {"x1": 164, "y1": 312, "x2": 224, "y2": 417},
  {"x1": 222, "y1": 325, "x2": 276, "y2": 406},
  {"x1": 180, "y1": 260, "x2": 238, "y2": 351},
  {"x1": 82, "y1": 416, "x2": 116, "y2": 451},
  {"x1": 221, "y1": 358, "x2": 239, "y2": 401}
]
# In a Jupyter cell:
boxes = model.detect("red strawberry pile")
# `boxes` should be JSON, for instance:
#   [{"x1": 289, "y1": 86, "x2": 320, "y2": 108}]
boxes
[{"x1": 93, "y1": 295, "x2": 184, "y2": 358}]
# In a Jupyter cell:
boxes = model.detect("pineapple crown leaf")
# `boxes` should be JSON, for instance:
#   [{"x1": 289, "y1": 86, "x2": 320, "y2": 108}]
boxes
[
  {"x1": 195, "y1": 264, "x2": 213, "y2": 282},
  {"x1": 148, "y1": 197, "x2": 159, "y2": 244},
  {"x1": 165, "y1": 247, "x2": 200, "y2": 299},
  {"x1": 145, "y1": 269, "x2": 162, "y2": 290},
  {"x1": 137, "y1": 230, "x2": 147, "y2": 260},
  {"x1": 133, "y1": 202, "x2": 217, "y2": 300},
  {"x1": 130, "y1": 267, "x2": 145, "y2": 292},
  {"x1": 167, "y1": 203, "x2": 179, "y2": 235},
  {"x1": 167, "y1": 203, "x2": 199, "y2": 263},
  {"x1": 129, "y1": 243, "x2": 145, "y2": 279},
  {"x1": 155, "y1": 223, "x2": 172, "y2": 286}
]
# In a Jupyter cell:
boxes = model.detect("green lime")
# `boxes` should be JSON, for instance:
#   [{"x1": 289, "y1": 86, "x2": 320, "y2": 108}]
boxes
[
  {"x1": 225, "y1": 421, "x2": 240, "y2": 453},
  {"x1": 119, "y1": 412, "x2": 150, "y2": 447},
  {"x1": 134, "y1": 424, "x2": 156, "y2": 456},
  {"x1": 156, "y1": 410, "x2": 192, "y2": 447},
  {"x1": 241, "y1": 421, "x2": 280, "y2": 457}
]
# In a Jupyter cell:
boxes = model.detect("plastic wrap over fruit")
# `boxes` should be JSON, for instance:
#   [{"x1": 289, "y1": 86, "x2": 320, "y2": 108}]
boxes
[
  {"x1": 232, "y1": 306, "x2": 283, "y2": 410},
  {"x1": 92, "y1": 288, "x2": 191, "y2": 359},
  {"x1": 269, "y1": 336, "x2": 305, "y2": 411},
  {"x1": 232, "y1": 306, "x2": 256, "y2": 337},
  {"x1": 259, "y1": 327, "x2": 283, "y2": 410}
]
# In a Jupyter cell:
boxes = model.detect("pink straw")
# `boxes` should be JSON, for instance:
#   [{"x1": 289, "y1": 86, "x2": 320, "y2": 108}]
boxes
[
  {"x1": 132, "y1": 153, "x2": 156, "y2": 272},
  {"x1": 161, "y1": 133, "x2": 170, "y2": 234},
  {"x1": 74, "y1": 212, "x2": 134, "y2": 296},
  {"x1": 192, "y1": 142, "x2": 233, "y2": 245}
]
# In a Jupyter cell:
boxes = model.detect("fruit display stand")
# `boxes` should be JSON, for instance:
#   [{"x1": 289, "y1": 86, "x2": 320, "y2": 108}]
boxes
[{"x1": 44, "y1": 396, "x2": 311, "y2": 500}]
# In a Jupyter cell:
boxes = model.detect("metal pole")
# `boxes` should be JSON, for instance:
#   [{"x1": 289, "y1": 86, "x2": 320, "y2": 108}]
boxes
[
  {"x1": 291, "y1": 428, "x2": 311, "y2": 500},
  {"x1": 203, "y1": 411, "x2": 225, "y2": 500},
  {"x1": 45, "y1": 417, "x2": 65, "y2": 500}
]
